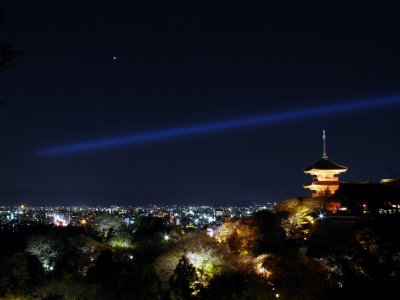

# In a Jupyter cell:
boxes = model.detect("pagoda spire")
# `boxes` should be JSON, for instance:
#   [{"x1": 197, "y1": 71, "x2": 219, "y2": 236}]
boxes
[
  {"x1": 322, "y1": 130, "x2": 328, "y2": 159},
  {"x1": 304, "y1": 130, "x2": 348, "y2": 199}
]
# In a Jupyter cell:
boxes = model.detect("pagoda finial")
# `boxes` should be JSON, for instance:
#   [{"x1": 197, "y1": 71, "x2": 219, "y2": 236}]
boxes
[{"x1": 322, "y1": 130, "x2": 328, "y2": 159}]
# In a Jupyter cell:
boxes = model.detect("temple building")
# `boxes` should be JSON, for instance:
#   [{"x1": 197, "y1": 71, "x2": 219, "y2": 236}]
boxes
[
  {"x1": 302, "y1": 131, "x2": 400, "y2": 215},
  {"x1": 304, "y1": 131, "x2": 348, "y2": 197},
  {"x1": 335, "y1": 181, "x2": 400, "y2": 215}
]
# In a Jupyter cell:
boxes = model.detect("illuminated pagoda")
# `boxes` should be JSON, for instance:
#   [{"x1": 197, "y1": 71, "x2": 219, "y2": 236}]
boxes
[{"x1": 304, "y1": 131, "x2": 348, "y2": 197}]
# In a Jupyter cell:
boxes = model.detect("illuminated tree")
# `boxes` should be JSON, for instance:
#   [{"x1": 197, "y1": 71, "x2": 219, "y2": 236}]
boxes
[
  {"x1": 215, "y1": 211, "x2": 285, "y2": 255},
  {"x1": 26, "y1": 235, "x2": 61, "y2": 271},
  {"x1": 154, "y1": 250, "x2": 184, "y2": 286},
  {"x1": 92, "y1": 214, "x2": 124, "y2": 238},
  {"x1": 215, "y1": 220, "x2": 238, "y2": 243},
  {"x1": 215, "y1": 220, "x2": 258, "y2": 254},
  {"x1": 154, "y1": 231, "x2": 229, "y2": 290},
  {"x1": 186, "y1": 249, "x2": 223, "y2": 286},
  {"x1": 72, "y1": 234, "x2": 108, "y2": 273},
  {"x1": 108, "y1": 230, "x2": 135, "y2": 249},
  {"x1": 275, "y1": 198, "x2": 319, "y2": 213},
  {"x1": 276, "y1": 198, "x2": 317, "y2": 240},
  {"x1": 182, "y1": 233, "x2": 227, "y2": 284}
]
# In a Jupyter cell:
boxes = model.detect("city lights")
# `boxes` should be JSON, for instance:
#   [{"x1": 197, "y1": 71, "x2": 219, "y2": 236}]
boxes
[{"x1": 1, "y1": 199, "x2": 397, "y2": 298}]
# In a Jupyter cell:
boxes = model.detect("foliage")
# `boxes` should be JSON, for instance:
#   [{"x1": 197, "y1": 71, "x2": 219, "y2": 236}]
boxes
[
  {"x1": 115, "y1": 264, "x2": 163, "y2": 300},
  {"x1": 26, "y1": 235, "x2": 61, "y2": 271},
  {"x1": 86, "y1": 250, "x2": 119, "y2": 284},
  {"x1": 216, "y1": 220, "x2": 258, "y2": 255},
  {"x1": 31, "y1": 280, "x2": 90, "y2": 300},
  {"x1": 154, "y1": 250, "x2": 184, "y2": 287},
  {"x1": 276, "y1": 198, "x2": 318, "y2": 240},
  {"x1": 108, "y1": 230, "x2": 135, "y2": 249},
  {"x1": 92, "y1": 214, "x2": 124, "y2": 239},
  {"x1": 74, "y1": 234, "x2": 108, "y2": 275},
  {"x1": 267, "y1": 253, "x2": 330, "y2": 300},
  {"x1": 134, "y1": 216, "x2": 167, "y2": 241},
  {"x1": 133, "y1": 216, "x2": 168, "y2": 262},
  {"x1": 275, "y1": 197, "x2": 319, "y2": 214},
  {"x1": 183, "y1": 234, "x2": 227, "y2": 285},
  {"x1": 0, "y1": 9, "x2": 21, "y2": 71},
  {"x1": 0, "y1": 213, "x2": 399, "y2": 299},
  {"x1": 170, "y1": 255, "x2": 201, "y2": 299},
  {"x1": 0, "y1": 252, "x2": 44, "y2": 297},
  {"x1": 347, "y1": 225, "x2": 400, "y2": 296},
  {"x1": 215, "y1": 210, "x2": 285, "y2": 255},
  {"x1": 200, "y1": 271, "x2": 273, "y2": 300}
]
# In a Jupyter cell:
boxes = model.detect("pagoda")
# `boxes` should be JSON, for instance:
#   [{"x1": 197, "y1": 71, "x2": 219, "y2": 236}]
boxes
[{"x1": 304, "y1": 131, "x2": 348, "y2": 197}]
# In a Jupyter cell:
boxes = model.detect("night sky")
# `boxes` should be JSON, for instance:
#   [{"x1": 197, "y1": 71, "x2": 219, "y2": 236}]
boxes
[{"x1": 1, "y1": 1, "x2": 400, "y2": 206}]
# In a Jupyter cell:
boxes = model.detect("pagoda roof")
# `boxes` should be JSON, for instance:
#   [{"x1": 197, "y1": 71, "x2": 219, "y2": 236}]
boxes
[{"x1": 304, "y1": 157, "x2": 348, "y2": 171}]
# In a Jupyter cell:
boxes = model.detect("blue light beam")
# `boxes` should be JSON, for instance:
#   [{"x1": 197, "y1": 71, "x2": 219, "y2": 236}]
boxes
[{"x1": 39, "y1": 95, "x2": 400, "y2": 155}]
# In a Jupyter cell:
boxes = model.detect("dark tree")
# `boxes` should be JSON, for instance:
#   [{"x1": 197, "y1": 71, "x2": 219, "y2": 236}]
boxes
[
  {"x1": 0, "y1": 9, "x2": 21, "y2": 71},
  {"x1": 86, "y1": 249, "x2": 121, "y2": 298},
  {"x1": 115, "y1": 264, "x2": 163, "y2": 300},
  {"x1": 200, "y1": 272, "x2": 272, "y2": 300},
  {"x1": 134, "y1": 216, "x2": 169, "y2": 262},
  {"x1": 169, "y1": 255, "x2": 200, "y2": 300},
  {"x1": 252, "y1": 210, "x2": 286, "y2": 254},
  {"x1": 0, "y1": 252, "x2": 44, "y2": 297}
]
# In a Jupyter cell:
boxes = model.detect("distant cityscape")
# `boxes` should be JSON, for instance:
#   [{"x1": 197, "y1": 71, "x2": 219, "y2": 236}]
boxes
[{"x1": 0, "y1": 202, "x2": 277, "y2": 231}]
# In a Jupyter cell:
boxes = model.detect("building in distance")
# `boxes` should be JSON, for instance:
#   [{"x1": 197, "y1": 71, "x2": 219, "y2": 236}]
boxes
[
  {"x1": 304, "y1": 130, "x2": 348, "y2": 197},
  {"x1": 303, "y1": 131, "x2": 400, "y2": 215}
]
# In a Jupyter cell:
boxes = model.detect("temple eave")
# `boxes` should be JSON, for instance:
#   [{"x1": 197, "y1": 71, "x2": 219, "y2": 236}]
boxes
[{"x1": 304, "y1": 181, "x2": 340, "y2": 187}]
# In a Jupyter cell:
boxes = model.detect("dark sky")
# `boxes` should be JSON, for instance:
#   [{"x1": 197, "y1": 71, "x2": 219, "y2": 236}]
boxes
[{"x1": 1, "y1": 1, "x2": 400, "y2": 206}]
